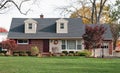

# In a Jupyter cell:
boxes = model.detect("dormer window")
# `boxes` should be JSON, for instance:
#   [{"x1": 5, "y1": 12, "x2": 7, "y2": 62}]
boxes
[
  {"x1": 28, "y1": 23, "x2": 32, "y2": 29},
  {"x1": 56, "y1": 18, "x2": 68, "y2": 33},
  {"x1": 24, "y1": 18, "x2": 37, "y2": 34},
  {"x1": 60, "y1": 23, "x2": 64, "y2": 29}
]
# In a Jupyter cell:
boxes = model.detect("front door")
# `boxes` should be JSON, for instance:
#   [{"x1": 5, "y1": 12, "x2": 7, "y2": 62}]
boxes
[{"x1": 43, "y1": 40, "x2": 49, "y2": 52}]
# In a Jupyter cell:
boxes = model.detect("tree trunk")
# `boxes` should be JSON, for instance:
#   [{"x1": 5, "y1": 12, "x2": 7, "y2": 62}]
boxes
[
  {"x1": 93, "y1": 48, "x2": 96, "y2": 57},
  {"x1": 97, "y1": 0, "x2": 107, "y2": 24},
  {"x1": 91, "y1": 0, "x2": 96, "y2": 24},
  {"x1": 113, "y1": 39, "x2": 117, "y2": 50},
  {"x1": 6, "y1": 49, "x2": 12, "y2": 56},
  {"x1": 101, "y1": 47, "x2": 104, "y2": 58}
]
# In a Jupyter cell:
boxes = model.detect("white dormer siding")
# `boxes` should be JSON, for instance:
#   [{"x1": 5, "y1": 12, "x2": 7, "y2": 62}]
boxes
[
  {"x1": 24, "y1": 18, "x2": 37, "y2": 33},
  {"x1": 56, "y1": 18, "x2": 68, "y2": 33}
]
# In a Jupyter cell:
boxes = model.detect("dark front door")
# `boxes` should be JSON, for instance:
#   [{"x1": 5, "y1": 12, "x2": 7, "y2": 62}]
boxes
[{"x1": 43, "y1": 40, "x2": 49, "y2": 52}]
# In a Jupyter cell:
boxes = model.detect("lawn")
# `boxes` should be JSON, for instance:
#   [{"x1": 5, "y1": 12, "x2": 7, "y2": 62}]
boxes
[{"x1": 0, "y1": 56, "x2": 120, "y2": 73}]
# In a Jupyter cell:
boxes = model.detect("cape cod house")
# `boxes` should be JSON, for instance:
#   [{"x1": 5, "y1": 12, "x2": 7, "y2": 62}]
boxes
[{"x1": 8, "y1": 17, "x2": 113, "y2": 57}]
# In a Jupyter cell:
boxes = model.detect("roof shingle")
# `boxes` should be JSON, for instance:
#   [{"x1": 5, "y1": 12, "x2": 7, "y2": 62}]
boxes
[{"x1": 8, "y1": 18, "x2": 85, "y2": 39}]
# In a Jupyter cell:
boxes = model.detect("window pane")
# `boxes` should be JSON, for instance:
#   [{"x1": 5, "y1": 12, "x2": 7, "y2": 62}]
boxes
[
  {"x1": 67, "y1": 40, "x2": 76, "y2": 49},
  {"x1": 77, "y1": 40, "x2": 81, "y2": 45},
  {"x1": 60, "y1": 23, "x2": 64, "y2": 29},
  {"x1": 62, "y1": 45, "x2": 66, "y2": 49},
  {"x1": 29, "y1": 23, "x2": 32, "y2": 29},
  {"x1": 62, "y1": 40, "x2": 65, "y2": 45},
  {"x1": 77, "y1": 45, "x2": 82, "y2": 49},
  {"x1": 18, "y1": 40, "x2": 23, "y2": 43},
  {"x1": 62, "y1": 40, "x2": 66, "y2": 49},
  {"x1": 17, "y1": 40, "x2": 28, "y2": 44},
  {"x1": 77, "y1": 40, "x2": 82, "y2": 50},
  {"x1": 23, "y1": 40, "x2": 28, "y2": 43}
]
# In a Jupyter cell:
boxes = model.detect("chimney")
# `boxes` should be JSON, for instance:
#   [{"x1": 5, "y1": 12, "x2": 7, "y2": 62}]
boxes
[{"x1": 40, "y1": 14, "x2": 44, "y2": 18}]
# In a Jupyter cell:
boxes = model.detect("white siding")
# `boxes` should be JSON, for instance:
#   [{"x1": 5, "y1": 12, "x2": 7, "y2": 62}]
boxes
[
  {"x1": 24, "y1": 18, "x2": 37, "y2": 33},
  {"x1": 56, "y1": 18, "x2": 68, "y2": 33},
  {"x1": 49, "y1": 40, "x2": 62, "y2": 53},
  {"x1": 0, "y1": 33, "x2": 8, "y2": 42},
  {"x1": 92, "y1": 42, "x2": 110, "y2": 57},
  {"x1": 49, "y1": 39, "x2": 84, "y2": 53}
]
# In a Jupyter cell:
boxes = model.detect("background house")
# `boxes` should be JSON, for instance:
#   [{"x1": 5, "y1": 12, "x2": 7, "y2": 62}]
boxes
[{"x1": 0, "y1": 27, "x2": 8, "y2": 51}]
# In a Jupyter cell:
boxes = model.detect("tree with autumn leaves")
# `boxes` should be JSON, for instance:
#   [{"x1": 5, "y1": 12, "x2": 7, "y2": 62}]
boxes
[
  {"x1": 1, "y1": 39, "x2": 17, "y2": 55},
  {"x1": 82, "y1": 25, "x2": 106, "y2": 57}
]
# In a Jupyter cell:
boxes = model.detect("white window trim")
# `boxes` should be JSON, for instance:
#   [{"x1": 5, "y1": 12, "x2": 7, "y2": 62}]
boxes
[
  {"x1": 61, "y1": 40, "x2": 83, "y2": 51},
  {"x1": 60, "y1": 23, "x2": 64, "y2": 29},
  {"x1": 28, "y1": 23, "x2": 32, "y2": 29},
  {"x1": 17, "y1": 39, "x2": 29, "y2": 45}
]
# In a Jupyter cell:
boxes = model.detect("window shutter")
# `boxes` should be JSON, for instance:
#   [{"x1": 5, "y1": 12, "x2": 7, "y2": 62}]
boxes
[{"x1": 29, "y1": 39, "x2": 31, "y2": 44}]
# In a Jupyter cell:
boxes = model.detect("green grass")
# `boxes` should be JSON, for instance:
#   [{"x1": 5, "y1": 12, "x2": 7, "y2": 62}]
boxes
[{"x1": 0, "y1": 56, "x2": 120, "y2": 73}]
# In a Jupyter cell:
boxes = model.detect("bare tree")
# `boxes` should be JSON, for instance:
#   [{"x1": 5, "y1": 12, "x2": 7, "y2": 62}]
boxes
[
  {"x1": 109, "y1": 0, "x2": 120, "y2": 22},
  {"x1": 57, "y1": 0, "x2": 108, "y2": 24},
  {"x1": 0, "y1": 0, "x2": 40, "y2": 15},
  {"x1": 90, "y1": 0, "x2": 107, "y2": 24},
  {"x1": 110, "y1": 23, "x2": 120, "y2": 50}
]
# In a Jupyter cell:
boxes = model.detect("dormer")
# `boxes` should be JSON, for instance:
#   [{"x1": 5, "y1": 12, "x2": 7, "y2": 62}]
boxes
[
  {"x1": 56, "y1": 18, "x2": 68, "y2": 33},
  {"x1": 24, "y1": 18, "x2": 37, "y2": 34}
]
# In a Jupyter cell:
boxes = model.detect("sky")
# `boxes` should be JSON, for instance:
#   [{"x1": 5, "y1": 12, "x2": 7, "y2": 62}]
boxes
[
  {"x1": 0, "y1": 0, "x2": 115, "y2": 31},
  {"x1": 0, "y1": 0, "x2": 73, "y2": 30}
]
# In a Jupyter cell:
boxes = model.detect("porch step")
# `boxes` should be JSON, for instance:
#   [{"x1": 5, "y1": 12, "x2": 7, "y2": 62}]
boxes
[{"x1": 42, "y1": 52, "x2": 51, "y2": 57}]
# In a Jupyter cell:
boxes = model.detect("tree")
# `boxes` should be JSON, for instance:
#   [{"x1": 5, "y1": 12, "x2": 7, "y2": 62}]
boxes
[
  {"x1": 109, "y1": 0, "x2": 120, "y2": 51},
  {"x1": 58, "y1": 0, "x2": 108, "y2": 24},
  {"x1": 70, "y1": 4, "x2": 110, "y2": 24},
  {"x1": 70, "y1": 6, "x2": 91, "y2": 24},
  {"x1": 109, "y1": 0, "x2": 120, "y2": 22},
  {"x1": 82, "y1": 25, "x2": 106, "y2": 57},
  {"x1": 110, "y1": 23, "x2": 120, "y2": 50},
  {"x1": 0, "y1": 0, "x2": 39, "y2": 15},
  {"x1": 2, "y1": 39, "x2": 17, "y2": 55}
]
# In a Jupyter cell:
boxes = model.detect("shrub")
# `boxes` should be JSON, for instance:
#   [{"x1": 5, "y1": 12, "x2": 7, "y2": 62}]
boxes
[
  {"x1": 26, "y1": 51, "x2": 31, "y2": 56},
  {"x1": 74, "y1": 52, "x2": 80, "y2": 56},
  {"x1": 68, "y1": 53, "x2": 74, "y2": 56},
  {"x1": 13, "y1": 51, "x2": 19, "y2": 56},
  {"x1": 69, "y1": 51, "x2": 74, "y2": 54},
  {"x1": 19, "y1": 51, "x2": 28, "y2": 56},
  {"x1": 84, "y1": 50, "x2": 92, "y2": 57},
  {"x1": 13, "y1": 53, "x2": 19, "y2": 56},
  {"x1": 76, "y1": 50, "x2": 91, "y2": 57},
  {"x1": 0, "y1": 53, "x2": 5, "y2": 56},
  {"x1": 62, "y1": 51, "x2": 68, "y2": 55},
  {"x1": 60, "y1": 53, "x2": 66, "y2": 56},
  {"x1": 31, "y1": 46, "x2": 39, "y2": 56}
]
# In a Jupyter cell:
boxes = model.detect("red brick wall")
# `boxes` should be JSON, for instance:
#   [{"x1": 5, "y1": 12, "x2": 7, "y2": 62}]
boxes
[
  {"x1": 109, "y1": 41, "x2": 113, "y2": 55},
  {"x1": 13, "y1": 39, "x2": 43, "y2": 52}
]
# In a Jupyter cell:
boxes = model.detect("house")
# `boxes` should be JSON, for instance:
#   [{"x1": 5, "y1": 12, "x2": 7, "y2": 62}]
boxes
[
  {"x1": 0, "y1": 27, "x2": 8, "y2": 42},
  {"x1": 0, "y1": 27, "x2": 8, "y2": 51},
  {"x1": 8, "y1": 17, "x2": 113, "y2": 57}
]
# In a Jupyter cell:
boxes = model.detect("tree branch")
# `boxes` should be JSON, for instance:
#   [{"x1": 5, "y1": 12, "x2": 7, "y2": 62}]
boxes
[
  {"x1": 97, "y1": 0, "x2": 107, "y2": 24},
  {"x1": 11, "y1": 0, "x2": 31, "y2": 15},
  {"x1": 91, "y1": 0, "x2": 96, "y2": 24},
  {"x1": 0, "y1": 0, "x2": 9, "y2": 9}
]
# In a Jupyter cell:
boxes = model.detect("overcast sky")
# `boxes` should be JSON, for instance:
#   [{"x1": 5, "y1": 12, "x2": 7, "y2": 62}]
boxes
[
  {"x1": 0, "y1": 0, "x2": 73, "y2": 30},
  {"x1": 0, "y1": 0, "x2": 115, "y2": 30}
]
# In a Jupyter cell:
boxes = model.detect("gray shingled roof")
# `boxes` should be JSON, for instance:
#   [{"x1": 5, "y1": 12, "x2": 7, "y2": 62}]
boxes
[
  {"x1": 8, "y1": 18, "x2": 112, "y2": 40},
  {"x1": 8, "y1": 18, "x2": 85, "y2": 39}
]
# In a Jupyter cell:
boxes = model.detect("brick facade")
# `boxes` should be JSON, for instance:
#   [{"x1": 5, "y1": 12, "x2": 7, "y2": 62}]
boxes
[{"x1": 13, "y1": 39, "x2": 43, "y2": 52}]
